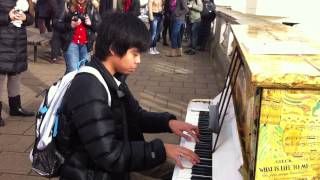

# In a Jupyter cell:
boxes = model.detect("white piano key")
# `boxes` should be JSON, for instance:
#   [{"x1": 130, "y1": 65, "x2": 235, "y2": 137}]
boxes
[
  {"x1": 180, "y1": 138, "x2": 196, "y2": 150},
  {"x1": 179, "y1": 137, "x2": 196, "y2": 169},
  {"x1": 188, "y1": 99, "x2": 211, "y2": 112},
  {"x1": 185, "y1": 111, "x2": 200, "y2": 126},
  {"x1": 177, "y1": 169, "x2": 192, "y2": 179}
]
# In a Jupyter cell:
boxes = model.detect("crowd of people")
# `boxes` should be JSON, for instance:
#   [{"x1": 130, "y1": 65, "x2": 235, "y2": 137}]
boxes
[
  {"x1": 31, "y1": 0, "x2": 215, "y2": 65},
  {"x1": 0, "y1": 0, "x2": 215, "y2": 179},
  {"x1": 149, "y1": 0, "x2": 216, "y2": 56}
]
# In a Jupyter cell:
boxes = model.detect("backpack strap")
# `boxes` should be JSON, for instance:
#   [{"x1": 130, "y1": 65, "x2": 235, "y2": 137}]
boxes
[{"x1": 78, "y1": 66, "x2": 112, "y2": 107}]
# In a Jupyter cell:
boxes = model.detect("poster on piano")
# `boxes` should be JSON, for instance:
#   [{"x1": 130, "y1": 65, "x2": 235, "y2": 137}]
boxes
[{"x1": 255, "y1": 89, "x2": 320, "y2": 179}]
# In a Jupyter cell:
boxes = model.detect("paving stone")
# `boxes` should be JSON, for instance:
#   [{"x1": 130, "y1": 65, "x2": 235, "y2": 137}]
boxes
[
  {"x1": 0, "y1": 174, "x2": 48, "y2": 180},
  {"x1": 0, "y1": 121, "x2": 34, "y2": 135},
  {"x1": 170, "y1": 87, "x2": 195, "y2": 95},
  {"x1": 145, "y1": 86, "x2": 170, "y2": 93},
  {"x1": 0, "y1": 135, "x2": 34, "y2": 152},
  {"x1": 0, "y1": 152, "x2": 31, "y2": 174}
]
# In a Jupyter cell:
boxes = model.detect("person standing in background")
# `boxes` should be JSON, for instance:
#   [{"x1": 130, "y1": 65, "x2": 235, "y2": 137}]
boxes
[
  {"x1": 184, "y1": 0, "x2": 202, "y2": 55},
  {"x1": 49, "y1": 0, "x2": 65, "y2": 64},
  {"x1": 0, "y1": 0, "x2": 35, "y2": 126},
  {"x1": 54, "y1": 0, "x2": 101, "y2": 73},
  {"x1": 167, "y1": 0, "x2": 188, "y2": 57},
  {"x1": 35, "y1": 0, "x2": 53, "y2": 33},
  {"x1": 99, "y1": 0, "x2": 114, "y2": 14},
  {"x1": 148, "y1": 0, "x2": 164, "y2": 55},
  {"x1": 162, "y1": 0, "x2": 172, "y2": 46},
  {"x1": 117, "y1": 0, "x2": 141, "y2": 16},
  {"x1": 197, "y1": 0, "x2": 215, "y2": 50}
]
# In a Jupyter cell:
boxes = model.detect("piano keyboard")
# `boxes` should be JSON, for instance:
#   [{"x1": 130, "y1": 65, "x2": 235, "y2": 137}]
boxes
[
  {"x1": 172, "y1": 97, "x2": 244, "y2": 180},
  {"x1": 172, "y1": 100, "x2": 213, "y2": 180}
]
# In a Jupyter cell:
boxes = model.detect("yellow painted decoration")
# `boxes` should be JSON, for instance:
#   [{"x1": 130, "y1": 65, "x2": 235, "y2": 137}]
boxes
[{"x1": 255, "y1": 89, "x2": 320, "y2": 179}]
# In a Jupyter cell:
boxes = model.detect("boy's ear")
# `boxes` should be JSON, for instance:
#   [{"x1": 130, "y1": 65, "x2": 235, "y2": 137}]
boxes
[{"x1": 109, "y1": 47, "x2": 116, "y2": 56}]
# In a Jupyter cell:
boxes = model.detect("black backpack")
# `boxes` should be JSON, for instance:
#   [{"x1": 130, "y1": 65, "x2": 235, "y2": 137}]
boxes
[{"x1": 201, "y1": 0, "x2": 216, "y2": 19}]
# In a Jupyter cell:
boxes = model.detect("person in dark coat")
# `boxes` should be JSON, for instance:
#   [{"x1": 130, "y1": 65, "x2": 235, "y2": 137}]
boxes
[
  {"x1": 0, "y1": 0, "x2": 35, "y2": 126},
  {"x1": 57, "y1": 12, "x2": 200, "y2": 180},
  {"x1": 117, "y1": 0, "x2": 141, "y2": 16},
  {"x1": 35, "y1": 0, "x2": 53, "y2": 33},
  {"x1": 48, "y1": 0, "x2": 65, "y2": 63},
  {"x1": 99, "y1": 0, "x2": 113, "y2": 15}
]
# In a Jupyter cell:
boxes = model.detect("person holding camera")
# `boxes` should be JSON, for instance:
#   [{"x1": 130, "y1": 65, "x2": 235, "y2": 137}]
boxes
[{"x1": 53, "y1": 0, "x2": 101, "y2": 73}]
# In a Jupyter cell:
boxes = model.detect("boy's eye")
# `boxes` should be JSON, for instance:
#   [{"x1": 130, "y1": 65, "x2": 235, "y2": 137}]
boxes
[{"x1": 132, "y1": 52, "x2": 140, "y2": 57}]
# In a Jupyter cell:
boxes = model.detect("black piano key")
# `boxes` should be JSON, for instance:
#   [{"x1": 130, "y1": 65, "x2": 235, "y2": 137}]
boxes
[
  {"x1": 195, "y1": 151, "x2": 211, "y2": 159},
  {"x1": 195, "y1": 149, "x2": 212, "y2": 154},
  {"x1": 191, "y1": 176, "x2": 212, "y2": 180},
  {"x1": 193, "y1": 166, "x2": 212, "y2": 175},
  {"x1": 198, "y1": 158, "x2": 212, "y2": 166},
  {"x1": 192, "y1": 166, "x2": 212, "y2": 176},
  {"x1": 195, "y1": 146, "x2": 211, "y2": 151}
]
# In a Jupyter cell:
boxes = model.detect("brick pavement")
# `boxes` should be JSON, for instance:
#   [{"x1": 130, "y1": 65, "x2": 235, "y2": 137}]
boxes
[{"x1": 0, "y1": 27, "x2": 224, "y2": 180}]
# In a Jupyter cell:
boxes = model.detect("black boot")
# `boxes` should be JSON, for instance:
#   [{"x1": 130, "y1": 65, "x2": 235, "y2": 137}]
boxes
[
  {"x1": 0, "y1": 102, "x2": 4, "y2": 126},
  {"x1": 9, "y1": 95, "x2": 35, "y2": 116}
]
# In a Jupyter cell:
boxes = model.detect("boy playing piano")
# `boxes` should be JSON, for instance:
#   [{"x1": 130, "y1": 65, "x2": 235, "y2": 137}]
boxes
[{"x1": 57, "y1": 12, "x2": 200, "y2": 180}]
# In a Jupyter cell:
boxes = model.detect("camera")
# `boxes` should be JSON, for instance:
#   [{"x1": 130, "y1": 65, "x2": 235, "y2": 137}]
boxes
[
  {"x1": 72, "y1": 12, "x2": 86, "y2": 22},
  {"x1": 13, "y1": 9, "x2": 22, "y2": 15}
]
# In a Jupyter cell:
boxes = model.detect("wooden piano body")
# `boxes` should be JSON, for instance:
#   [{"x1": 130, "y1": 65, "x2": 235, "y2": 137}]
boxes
[{"x1": 231, "y1": 24, "x2": 320, "y2": 179}]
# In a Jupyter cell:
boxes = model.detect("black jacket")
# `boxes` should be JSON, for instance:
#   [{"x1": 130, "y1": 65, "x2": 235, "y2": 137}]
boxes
[
  {"x1": 128, "y1": 0, "x2": 140, "y2": 17},
  {"x1": 53, "y1": 2, "x2": 101, "y2": 52},
  {"x1": 99, "y1": 0, "x2": 113, "y2": 15},
  {"x1": 0, "y1": 0, "x2": 33, "y2": 74},
  {"x1": 36, "y1": 0, "x2": 53, "y2": 18},
  {"x1": 58, "y1": 57, "x2": 175, "y2": 180}
]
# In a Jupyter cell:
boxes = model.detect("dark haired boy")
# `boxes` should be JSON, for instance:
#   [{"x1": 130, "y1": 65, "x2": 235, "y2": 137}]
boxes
[{"x1": 58, "y1": 12, "x2": 200, "y2": 180}]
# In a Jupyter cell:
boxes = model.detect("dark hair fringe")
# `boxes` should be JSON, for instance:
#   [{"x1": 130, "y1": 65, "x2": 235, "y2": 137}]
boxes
[{"x1": 94, "y1": 12, "x2": 150, "y2": 61}]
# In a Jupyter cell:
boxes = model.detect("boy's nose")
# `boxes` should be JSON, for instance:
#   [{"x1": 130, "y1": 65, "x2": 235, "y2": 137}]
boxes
[{"x1": 136, "y1": 57, "x2": 141, "y2": 64}]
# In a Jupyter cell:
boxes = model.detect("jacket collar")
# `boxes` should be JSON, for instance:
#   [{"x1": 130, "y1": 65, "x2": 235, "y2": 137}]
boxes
[{"x1": 89, "y1": 56, "x2": 126, "y2": 94}]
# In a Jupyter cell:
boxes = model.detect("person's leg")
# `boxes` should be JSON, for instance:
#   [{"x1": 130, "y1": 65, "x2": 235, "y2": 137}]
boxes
[
  {"x1": 51, "y1": 29, "x2": 62, "y2": 61},
  {"x1": 171, "y1": 20, "x2": 181, "y2": 49},
  {"x1": 191, "y1": 21, "x2": 201, "y2": 49},
  {"x1": 162, "y1": 15, "x2": 169, "y2": 45},
  {"x1": 153, "y1": 15, "x2": 163, "y2": 54},
  {"x1": 64, "y1": 42, "x2": 80, "y2": 73},
  {"x1": 177, "y1": 20, "x2": 185, "y2": 56},
  {"x1": 7, "y1": 74, "x2": 34, "y2": 116},
  {"x1": 177, "y1": 20, "x2": 185, "y2": 48},
  {"x1": 37, "y1": 18, "x2": 47, "y2": 34},
  {"x1": 45, "y1": 17, "x2": 52, "y2": 32},
  {"x1": 167, "y1": 19, "x2": 180, "y2": 57},
  {"x1": 150, "y1": 18, "x2": 158, "y2": 48},
  {"x1": 202, "y1": 20, "x2": 211, "y2": 50},
  {"x1": 79, "y1": 44, "x2": 89, "y2": 68},
  {"x1": 198, "y1": 19, "x2": 211, "y2": 50},
  {"x1": 130, "y1": 160, "x2": 175, "y2": 180},
  {"x1": 0, "y1": 74, "x2": 6, "y2": 126}
]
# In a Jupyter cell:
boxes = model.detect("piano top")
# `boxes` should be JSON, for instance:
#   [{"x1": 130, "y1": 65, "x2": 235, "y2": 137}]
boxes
[{"x1": 231, "y1": 24, "x2": 320, "y2": 89}]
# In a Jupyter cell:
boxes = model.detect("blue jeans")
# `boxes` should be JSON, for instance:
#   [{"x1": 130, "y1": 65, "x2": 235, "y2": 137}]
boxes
[
  {"x1": 190, "y1": 21, "x2": 201, "y2": 49},
  {"x1": 170, "y1": 19, "x2": 184, "y2": 48},
  {"x1": 150, "y1": 15, "x2": 163, "y2": 47},
  {"x1": 64, "y1": 42, "x2": 89, "y2": 73}
]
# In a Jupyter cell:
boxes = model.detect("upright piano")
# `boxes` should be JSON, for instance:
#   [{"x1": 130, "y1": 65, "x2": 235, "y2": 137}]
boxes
[{"x1": 173, "y1": 24, "x2": 320, "y2": 179}]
